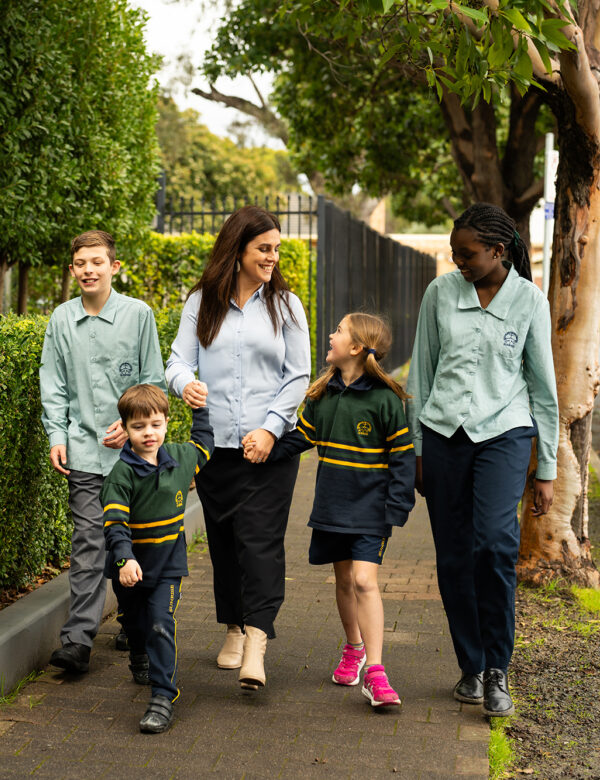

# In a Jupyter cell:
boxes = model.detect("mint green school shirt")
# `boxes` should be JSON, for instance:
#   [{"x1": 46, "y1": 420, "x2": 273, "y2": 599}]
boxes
[
  {"x1": 407, "y1": 266, "x2": 559, "y2": 480},
  {"x1": 40, "y1": 290, "x2": 166, "y2": 476}
]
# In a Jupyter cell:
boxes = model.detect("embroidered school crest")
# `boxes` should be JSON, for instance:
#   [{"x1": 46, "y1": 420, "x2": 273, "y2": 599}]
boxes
[
  {"x1": 119, "y1": 361, "x2": 133, "y2": 377},
  {"x1": 356, "y1": 421, "x2": 372, "y2": 436},
  {"x1": 175, "y1": 490, "x2": 183, "y2": 508},
  {"x1": 503, "y1": 331, "x2": 518, "y2": 348}
]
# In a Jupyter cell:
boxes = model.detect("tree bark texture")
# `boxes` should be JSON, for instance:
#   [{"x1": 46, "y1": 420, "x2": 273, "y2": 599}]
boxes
[
  {"x1": 517, "y1": 58, "x2": 600, "y2": 587},
  {"x1": 60, "y1": 264, "x2": 72, "y2": 303},
  {"x1": 17, "y1": 262, "x2": 29, "y2": 316}
]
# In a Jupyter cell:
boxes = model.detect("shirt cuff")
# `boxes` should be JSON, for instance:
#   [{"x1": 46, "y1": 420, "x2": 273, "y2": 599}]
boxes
[
  {"x1": 262, "y1": 412, "x2": 286, "y2": 440},
  {"x1": 412, "y1": 437, "x2": 423, "y2": 457},
  {"x1": 49, "y1": 431, "x2": 67, "y2": 448},
  {"x1": 535, "y1": 461, "x2": 556, "y2": 480}
]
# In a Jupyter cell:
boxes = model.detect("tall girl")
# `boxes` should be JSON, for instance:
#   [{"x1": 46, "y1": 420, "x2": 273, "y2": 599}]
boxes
[
  {"x1": 407, "y1": 203, "x2": 559, "y2": 717},
  {"x1": 245, "y1": 313, "x2": 415, "y2": 707}
]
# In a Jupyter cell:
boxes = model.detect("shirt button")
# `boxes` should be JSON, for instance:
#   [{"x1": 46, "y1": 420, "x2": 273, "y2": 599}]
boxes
[
  {"x1": 90, "y1": 332, "x2": 96, "y2": 338},
  {"x1": 91, "y1": 357, "x2": 97, "y2": 362}
]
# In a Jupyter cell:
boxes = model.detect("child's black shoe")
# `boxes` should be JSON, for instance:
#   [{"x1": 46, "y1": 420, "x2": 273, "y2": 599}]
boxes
[
  {"x1": 139, "y1": 695, "x2": 173, "y2": 733},
  {"x1": 129, "y1": 653, "x2": 150, "y2": 685}
]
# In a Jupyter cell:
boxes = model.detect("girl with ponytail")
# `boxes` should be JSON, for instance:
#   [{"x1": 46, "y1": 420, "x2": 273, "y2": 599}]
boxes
[
  {"x1": 407, "y1": 202, "x2": 559, "y2": 718},
  {"x1": 244, "y1": 312, "x2": 416, "y2": 709}
]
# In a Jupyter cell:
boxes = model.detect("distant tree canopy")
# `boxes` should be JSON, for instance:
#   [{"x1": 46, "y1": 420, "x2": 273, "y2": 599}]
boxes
[
  {"x1": 157, "y1": 95, "x2": 302, "y2": 206},
  {"x1": 0, "y1": 0, "x2": 160, "y2": 312}
]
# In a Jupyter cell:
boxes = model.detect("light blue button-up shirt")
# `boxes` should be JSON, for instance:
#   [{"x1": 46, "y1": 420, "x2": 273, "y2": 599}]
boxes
[
  {"x1": 166, "y1": 287, "x2": 311, "y2": 448},
  {"x1": 40, "y1": 290, "x2": 166, "y2": 476},
  {"x1": 407, "y1": 266, "x2": 559, "y2": 480}
]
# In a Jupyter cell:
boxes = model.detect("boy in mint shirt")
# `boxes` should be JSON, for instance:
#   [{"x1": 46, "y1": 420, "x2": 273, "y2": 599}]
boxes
[{"x1": 40, "y1": 230, "x2": 166, "y2": 674}]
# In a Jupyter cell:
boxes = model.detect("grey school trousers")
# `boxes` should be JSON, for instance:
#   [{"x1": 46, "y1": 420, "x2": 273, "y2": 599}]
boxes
[{"x1": 60, "y1": 470, "x2": 107, "y2": 649}]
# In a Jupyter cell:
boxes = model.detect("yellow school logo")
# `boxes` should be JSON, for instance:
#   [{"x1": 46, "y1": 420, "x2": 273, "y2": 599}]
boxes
[
  {"x1": 357, "y1": 421, "x2": 372, "y2": 436},
  {"x1": 175, "y1": 490, "x2": 183, "y2": 508}
]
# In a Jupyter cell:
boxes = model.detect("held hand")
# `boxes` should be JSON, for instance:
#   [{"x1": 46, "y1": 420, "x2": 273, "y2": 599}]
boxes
[
  {"x1": 182, "y1": 380, "x2": 208, "y2": 408},
  {"x1": 531, "y1": 479, "x2": 554, "y2": 516},
  {"x1": 103, "y1": 419, "x2": 128, "y2": 449},
  {"x1": 49, "y1": 444, "x2": 70, "y2": 476},
  {"x1": 415, "y1": 456, "x2": 425, "y2": 497},
  {"x1": 242, "y1": 429, "x2": 275, "y2": 464},
  {"x1": 119, "y1": 560, "x2": 143, "y2": 587}
]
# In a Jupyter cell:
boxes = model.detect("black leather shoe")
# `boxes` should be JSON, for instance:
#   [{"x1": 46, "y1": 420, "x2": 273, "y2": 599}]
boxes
[
  {"x1": 115, "y1": 631, "x2": 129, "y2": 651},
  {"x1": 453, "y1": 672, "x2": 484, "y2": 703},
  {"x1": 49, "y1": 643, "x2": 90, "y2": 673},
  {"x1": 139, "y1": 695, "x2": 174, "y2": 733},
  {"x1": 129, "y1": 653, "x2": 150, "y2": 685},
  {"x1": 483, "y1": 668, "x2": 515, "y2": 716}
]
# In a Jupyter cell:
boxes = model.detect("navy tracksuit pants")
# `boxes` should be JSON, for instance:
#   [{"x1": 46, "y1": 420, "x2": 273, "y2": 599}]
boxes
[
  {"x1": 114, "y1": 577, "x2": 182, "y2": 701},
  {"x1": 422, "y1": 424, "x2": 536, "y2": 674}
]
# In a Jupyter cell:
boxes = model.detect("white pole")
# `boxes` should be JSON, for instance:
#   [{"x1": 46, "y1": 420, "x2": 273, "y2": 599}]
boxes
[{"x1": 542, "y1": 133, "x2": 557, "y2": 296}]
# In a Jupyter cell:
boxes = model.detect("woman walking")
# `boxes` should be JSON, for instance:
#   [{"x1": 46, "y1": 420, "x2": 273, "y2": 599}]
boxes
[
  {"x1": 407, "y1": 203, "x2": 559, "y2": 717},
  {"x1": 166, "y1": 206, "x2": 311, "y2": 689}
]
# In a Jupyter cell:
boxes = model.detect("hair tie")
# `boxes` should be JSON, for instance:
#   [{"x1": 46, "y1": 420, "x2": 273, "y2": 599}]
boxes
[
  {"x1": 366, "y1": 348, "x2": 377, "y2": 357},
  {"x1": 512, "y1": 229, "x2": 520, "y2": 247}
]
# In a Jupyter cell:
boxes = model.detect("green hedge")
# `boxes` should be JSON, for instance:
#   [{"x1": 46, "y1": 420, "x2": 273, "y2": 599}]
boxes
[{"x1": 0, "y1": 314, "x2": 72, "y2": 589}]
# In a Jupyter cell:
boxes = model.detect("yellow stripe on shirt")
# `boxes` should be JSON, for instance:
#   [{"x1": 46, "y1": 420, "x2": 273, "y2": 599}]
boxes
[
  {"x1": 133, "y1": 527, "x2": 185, "y2": 544},
  {"x1": 319, "y1": 456, "x2": 388, "y2": 469},
  {"x1": 104, "y1": 503, "x2": 130, "y2": 513},
  {"x1": 299, "y1": 412, "x2": 315, "y2": 430},
  {"x1": 386, "y1": 427, "x2": 409, "y2": 441},
  {"x1": 128, "y1": 513, "x2": 184, "y2": 529},
  {"x1": 389, "y1": 443, "x2": 414, "y2": 453}
]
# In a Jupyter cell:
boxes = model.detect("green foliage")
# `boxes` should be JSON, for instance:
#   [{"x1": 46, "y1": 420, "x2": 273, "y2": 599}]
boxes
[
  {"x1": 0, "y1": 0, "x2": 160, "y2": 273},
  {"x1": 0, "y1": 314, "x2": 71, "y2": 589},
  {"x1": 157, "y1": 95, "x2": 301, "y2": 205}
]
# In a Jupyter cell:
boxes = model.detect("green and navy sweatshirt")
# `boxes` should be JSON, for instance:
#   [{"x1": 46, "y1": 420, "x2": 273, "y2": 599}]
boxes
[
  {"x1": 270, "y1": 372, "x2": 415, "y2": 537},
  {"x1": 101, "y1": 407, "x2": 214, "y2": 587}
]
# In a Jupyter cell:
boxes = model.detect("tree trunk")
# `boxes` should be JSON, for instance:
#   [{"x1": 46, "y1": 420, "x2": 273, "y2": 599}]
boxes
[
  {"x1": 0, "y1": 255, "x2": 8, "y2": 315},
  {"x1": 517, "y1": 93, "x2": 600, "y2": 587},
  {"x1": 60, "y1": 264, "x2": 72, "y2": 303},
  {"x1": 17, "y1": 262, "x2": 29, "y2": 315}
]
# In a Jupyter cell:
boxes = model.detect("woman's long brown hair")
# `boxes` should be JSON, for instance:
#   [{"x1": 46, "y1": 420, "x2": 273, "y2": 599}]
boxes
[
  {"x1": 188, "y1": 206, "x2": 296, "y2": 347},
  {"x1": 306, "y1": 312, "x2": 409, "y2": 401}
]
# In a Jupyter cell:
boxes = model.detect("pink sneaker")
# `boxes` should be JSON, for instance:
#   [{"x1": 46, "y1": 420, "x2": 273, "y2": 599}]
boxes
[
  {"x1": 332, "y1": 644, "x2": 366, "y2": 686},
  {"x1": 362, "y1": 665, "x2": 401, "y2": 707}
]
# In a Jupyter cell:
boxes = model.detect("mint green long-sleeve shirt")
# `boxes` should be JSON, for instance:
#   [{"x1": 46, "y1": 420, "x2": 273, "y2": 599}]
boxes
[
  {"x1": 407, "y1": 266, "x2": 559, "y2": 480},
  {"x1": 40, "y1": 290, "x2": 166, "y2": 476}
]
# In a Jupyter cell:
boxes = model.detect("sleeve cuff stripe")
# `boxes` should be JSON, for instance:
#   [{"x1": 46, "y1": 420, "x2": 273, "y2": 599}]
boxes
[{"x1": 104, "y1": 503, "x2": 130, "y2": 513}]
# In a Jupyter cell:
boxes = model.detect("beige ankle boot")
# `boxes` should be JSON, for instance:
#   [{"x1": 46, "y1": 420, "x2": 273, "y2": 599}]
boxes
[
  {"x1": 217, "y1": 625, "x2": 245, "y2": 669},
  {"x1": 239, "y1": 625, "x2": 267, "y2": 687}
]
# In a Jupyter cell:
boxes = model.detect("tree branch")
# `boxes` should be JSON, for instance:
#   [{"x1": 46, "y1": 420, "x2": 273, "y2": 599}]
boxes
[
  {"x1": 191, "y1": 85, "x2": 289, "y2": 144},
  {"x1": 558, "y1": 18, "x2": 600, "y2": 139}
]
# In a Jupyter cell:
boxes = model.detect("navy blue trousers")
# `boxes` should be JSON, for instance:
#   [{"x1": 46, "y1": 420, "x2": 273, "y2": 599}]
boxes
[
  {"x1": 422, "y1": 424, "x2": 535, "y2": 673},
  {"x1": 113, "y1": 577, "x2": 182, "y2": 701}
]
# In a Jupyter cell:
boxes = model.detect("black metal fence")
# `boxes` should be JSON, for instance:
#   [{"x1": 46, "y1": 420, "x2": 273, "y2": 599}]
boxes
[{"x1": 316, "y1": 198, "x2": 436, "y2": 370}]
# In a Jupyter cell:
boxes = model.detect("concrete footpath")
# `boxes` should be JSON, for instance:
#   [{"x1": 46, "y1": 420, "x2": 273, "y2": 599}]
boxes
[{"x1": 0, "y1": 453, "x2": 489, "y2": 779}]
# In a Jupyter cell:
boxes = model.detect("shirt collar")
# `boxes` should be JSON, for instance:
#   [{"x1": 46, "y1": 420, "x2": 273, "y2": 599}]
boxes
[
  {"x1": 328, "y1": 371, "x2": 380, "y2": 393},
  {"x1": 120, "y1": 440, "x2": 179, "y2": 478},
  {"x1": 72, "y1": 289, "x2": 119, "y2": 323},
  {"x1": 457, "y1": 264, "x2": 520, "y2": 320}
]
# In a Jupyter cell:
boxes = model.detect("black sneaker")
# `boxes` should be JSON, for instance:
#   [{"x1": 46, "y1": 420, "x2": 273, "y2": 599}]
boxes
[
  {"x1": 49, "y1": 643, "x2": 90, "y2": 673},
  {"x1": 115, "y1": 631, "x2": 129, "y2": 651},
  {"x1": 139, "y1": 695, "x2": 174, "y2": 734},
  {"x1": 453, "y1": 672, "x2": 484, "y2": 704},
  {"x1": 483, "y1": 668, "x2": 515, "y2": 716},
  {"x1": 129, "y1": 653, "x2": 150, "y2": 685}
]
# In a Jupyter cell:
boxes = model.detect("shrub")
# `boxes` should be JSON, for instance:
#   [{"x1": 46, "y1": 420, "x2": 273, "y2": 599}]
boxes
[{"x1": 0, "y1": 314, "x2": 71, "y2": 589}]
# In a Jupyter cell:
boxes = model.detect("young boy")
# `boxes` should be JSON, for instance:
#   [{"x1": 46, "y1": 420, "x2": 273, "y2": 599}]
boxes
[
  {"x1": 102, "y1": 384, "x2": 213, "y2": 734},
  {"x1": 40, "y1": 230, "x2": 167, "y2": 674}
]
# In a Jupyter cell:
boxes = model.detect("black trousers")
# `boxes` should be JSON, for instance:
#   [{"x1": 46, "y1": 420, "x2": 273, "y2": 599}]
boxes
[
  {"x1": 113, "y1": 577, "x2": 182, "y2": 701},
  {"x1": 196, "y1": 448, "x2": 300, "y2": 639},
  {"x1": 422, "y1": 424, "x2": 535, "y2": 673}
]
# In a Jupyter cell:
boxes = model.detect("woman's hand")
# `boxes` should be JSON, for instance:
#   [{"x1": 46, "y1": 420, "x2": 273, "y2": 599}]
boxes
[
  {"x1": 531, "y1": 479, "x2": 553, "y2": 516},
  {"x1": 415, "y1": 456, "x2": 425, "y2": 497},
  {"x1": 241, "y1": 428, "x2": 276, "y2": 464},
  {"x1": 182, "y1": 380, "x2": 208, "y2": 408}
]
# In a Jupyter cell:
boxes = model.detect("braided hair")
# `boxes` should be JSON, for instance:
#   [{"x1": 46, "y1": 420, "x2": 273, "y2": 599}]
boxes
[{"x1": 453, "y1": 203, "x2": 532, "y2": 282}]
